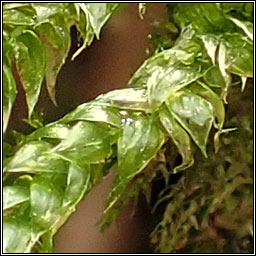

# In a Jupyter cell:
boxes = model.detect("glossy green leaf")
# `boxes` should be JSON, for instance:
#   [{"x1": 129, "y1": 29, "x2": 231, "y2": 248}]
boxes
[
  {"x1": 187, "y1": 82, "x2": 225, "y2": 153},
  {"x1": 30, "y1": 175, "x2": 63, "y2": 229},
  {"x1": 25, "y1": 123, "x2": 70, "y2": 142},
  {"x1": 3, "y1": 63, "x2": 17, "y2": 133},
  {"x1": 71, "y1": 4, "x2": 94, "y2": 60},
  {"x1": 129, "y1": 47, "x2": 208, "y2": 109},
  {"x1": 172, "y1": 27, "x2": 202, "y2": 65},
  {"x1": 3, "y1": 186, "x2": 30, "y2": 210},
  {"x1": 4, "y1": 141, "x2": 68, "y2": 174},
  {"x1": 105, "y1": 115, "x2": 165, "y2": 213},
  {"x1": 3, "y1": 217, "x2": 38, "y2": 253},
  {"x1": 118, "y1": 115, "x2": 165, "y2": 178},
  {"x1": 62, "y1": 163, "x2": 91, "y2": 207},
  {"x1": 166, "y1": 91, "x2": 214, "y2": 157},
  {"x1": 198, "y1": 33, "x2": 232, "y2": 100},
  {"x1": 96, "y1": 88, "x2": 152, "y2": 112},
  {"x1": 3, "y1": 2, "x2": 254, "y2": 254},
  {"x1": 160, "y1": 108, "x2": 194, "y2": 173},
  {"x1": 3, "y1": 34, "x2": 17, "y2": 133},
  {"x1": 3, "y1": 2, "x2": 120, "y2": 116},
  {"x1": 187, "y1": 82, "x2": 225, "y2": 129},
  {"x1": 86, "y1": 3, "x2": 120, "y2": 38},
  {"x1": 148, "y1": 61, "x2": 207, "y2": 108},
  {"x1": 129, "y1": 27, "x2": 208, "y2": 109},
  {"x1": 35, "y1": 20, "x2": 71, "y2": 105},
  {"x1": 3, "y1": 4, "x2": 36, "y2": 26},
  {"x1": 60, "y1": 103, "x2": 121, "y2": 128},
  {"x1": 54, "y1": 121, "x2": 118, "y2": 163},
  {"x1": 130, "y1": 29, "x2": 201, "y2": 85},
  {"x1": 14, "y1": 30, "x2": 47, "y2": 117},
  {"x1": 72, "y1": 3, "x2": 121, "y2": 60},
  {"x1": 221, "y1": 33, "x2": 253, "y2": 78},
  {"x1": 31, "y1": 3, "x2": 67, "y2": 22},
  {"x1": 4, "y1": 142, "x2": 51, "y2": 172}
]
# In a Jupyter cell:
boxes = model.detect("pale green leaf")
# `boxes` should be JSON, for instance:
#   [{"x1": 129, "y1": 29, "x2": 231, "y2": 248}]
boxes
[
  {"x1": 96, "y1": 88, "x2": 152, "y2": 112},
  {"x1": 129, "y1": 47, "x2": 208, "y2": 109},
  {"x1": 62, "y1": 163, "x2": 91, "y2": 207},
  {"x1": 3, "y1": 217, "x2": 37, "y2": 253},
  {"x1": 3, "y1": 186, "x2": 30, "y2": 210},
  {"x1": 104, "y1": 115, "x2": 165, "y2": 213},
  {"x1": 160, "y1": 108, "x2": 194, "y2": 173},
  {"x1": 129, "y1": 27, "x2": 209, "y2": 109},
  {"x1": 25, "y1": 123, "x2": 70, "y2": 143},
  {"x1": 129, "y1": 26, "x2": 204, "y2": 91},
  {"x1": 118, "y1": 115, "x2": 165, "y2": 178},
  {"x1": 222, "y1": 33, "x2": 253, "y2": 78},
  {"x1": 3, "y1": 4, "x2": 36, "y2": 26},
  {"x1": 199, "y1": 34, "x2": 219, "y2": 65},
  {"x1": 217, "y1": 42, "x2": 232, "y2": 102},
  {"x1": 70, "y1": 4, "x2": 94, "y2": 60},
  {"x1": 72, "y1": 3, "x2": 121, "y2": 60},
  {"x1": 147, "y1": 61, "x2": 206, "y2": 108},
  {"x1": 173, "y1": 27, "x2": 201, "y2": 65},
  {"x1": 59, "y1": 103, "x2": 121, "y2": 128},
  {"x1": 4, "y1": 142, "x2": 51, "y2": 172},
  {"x1": 166, "y1": 91, "x2": 214, "y2": 157},
  {"x1": 30, "y1": 175, "x2": 63, "y2": 230},
  {"x1": 187, "y1": 82, "x2": 225, "y2": 130},
  {"x1": 31, "y1": 3, "x2": 67, "y2": 22},
  {"x1": 187, "y1": 82, "x2": 225, "y2": 152},
  {"x1": 86, "y1": 3, "x2": 120, "y2": 38},
  {"x1": 4, "y1": 141, "x2": 68, "y2": 174},
  {"x1": 54, "y1": 121, "x2": 118, "y2": 163}
]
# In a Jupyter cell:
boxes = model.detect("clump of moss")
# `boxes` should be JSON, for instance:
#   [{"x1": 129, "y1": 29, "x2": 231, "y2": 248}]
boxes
[{"x1": 152, "y1": 83, "x2": 253, "y2": 253}]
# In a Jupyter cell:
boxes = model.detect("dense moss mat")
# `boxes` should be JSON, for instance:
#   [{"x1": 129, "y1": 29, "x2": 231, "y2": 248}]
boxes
[{"x1": 153, "y1": 83, "x2": 253, "y2": 253}]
